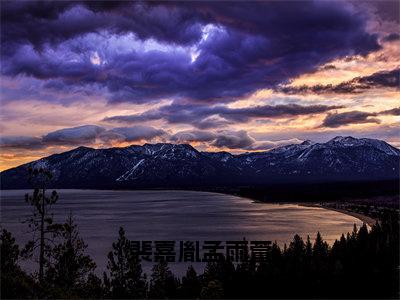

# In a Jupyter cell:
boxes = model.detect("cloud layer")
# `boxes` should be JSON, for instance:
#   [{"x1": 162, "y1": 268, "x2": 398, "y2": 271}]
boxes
[
  {"x1": 320, "y1": 107, "x2": 400, "y2": 128},
  {"x1": 0, "y1": 125, "x2": 166, "y2": 150},
  {"x1": 1, "y1": 1, "x2": 381, "y2": 103},
  {"x1": 104, "y1": 103, "x2": 343, "y2": 129},
  {"x1": 280, "y1": 68, "x2": 400, "y2": 95},
  {"x1": 0, "y1": 125, "x2": 302, "y2": 152}
]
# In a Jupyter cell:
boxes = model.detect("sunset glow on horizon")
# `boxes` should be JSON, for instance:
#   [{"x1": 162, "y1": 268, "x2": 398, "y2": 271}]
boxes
[{"x1": 0, "y1": 1, "x2": 399, "y2": 171}]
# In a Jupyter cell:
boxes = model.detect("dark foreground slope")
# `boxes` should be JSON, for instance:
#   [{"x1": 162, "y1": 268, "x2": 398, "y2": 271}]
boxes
[{"x1": 1, "y1": 136, "x2": 399, "y2": 189}]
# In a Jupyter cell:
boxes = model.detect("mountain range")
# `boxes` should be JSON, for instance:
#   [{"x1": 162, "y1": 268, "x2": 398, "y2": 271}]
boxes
[{"x1": 1, "y1": 136, "x2": 399, "y2": 189}]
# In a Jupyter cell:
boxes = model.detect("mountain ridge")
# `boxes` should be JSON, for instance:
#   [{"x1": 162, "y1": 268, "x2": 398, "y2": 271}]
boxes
[{"x1": 1, "y1": 136, "x2": 399, "y2": 189}]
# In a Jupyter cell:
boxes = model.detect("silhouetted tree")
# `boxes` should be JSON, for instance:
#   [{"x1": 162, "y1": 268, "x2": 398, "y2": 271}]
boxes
[
  {"x1": 288, "y1": 234, "x2": 306, "y2": 258},
  {"x1": 179, "y1": 265, "x2": 201, "y2": 298},
  {"x1": 80, "y1": 273, "x2": 105, "y2": 299},
  {"x1": 305, "y1": 235, "x2": 312, "y2": 259},
  {"x1": 1, "y1": 229, "x2": 20, "y2": 274},
  {"x1": 45, "y1": 214, "x2": 97, "y2": 296},
  {"x1": 200, "y1": 279, "x2": 224, "y2": 299},
  {"x1": 22, "y1": 168, "x2": 61, "y2": 283},
  {"x1": 312, "y1": 232, "x2": 329, "y2": 260},
  {"x1": 1, "y1": 229, "x2": 34, "y2": 298},
  {"x1": 105, "y1": 227, "x2": 147, "y2": 298},
  {"x1": 149, "y1": 261, "x2": 178, "y2": 299}
]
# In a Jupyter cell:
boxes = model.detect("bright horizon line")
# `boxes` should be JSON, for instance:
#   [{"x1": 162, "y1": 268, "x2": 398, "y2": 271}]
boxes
[{"x1": 35, "y1": 135, "x2": 400, "y2": 151}]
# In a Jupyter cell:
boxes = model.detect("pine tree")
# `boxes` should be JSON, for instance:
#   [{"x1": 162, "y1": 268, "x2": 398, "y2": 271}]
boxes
[
  {"x1": 350, "y1": 224, "x2": 358, "y2": 242},
  {"x1": 179, "y1": 265, "x2": 201, "y2": 298},
  {"x1": 80, "y1": 273, "x2": 105, "y2": 299},
  {"x1": 312, "y1": 231, "x2": 330, "y2": 296},
  {"x1": 304, "y1": 235, "x2": 313, "y2": 278},
  {"x1": 305, "y1": 235, "x2": 312, "y2": 259},
  {"x1": 21, "y1": 168, "x2": 62, "y2": 283},
  {"x1": 1, "y1": 229, "x2": 34, "y2": 298},
  {"x1": 313, "y1": 232, "x2": 328, "y2": 259},
  {"x1": 288, "y1": 234, "x2": 305, "y2": 258},
  {"x1": 357, "y1": 223, "x2": 369, "y2": 246},
  {"x1": 1, "y1": 229, "x2": 20, "y2": 274},
  {"x1": 202, "y1": 257, "x2": 235, "y2": 298},
  {"x1": 270, "y1": 241, "x2": 282, "y2": 263},
  {"x1": 105, "y1": 227, "x2": 146, "y2": 298},
  {"x1": 149, "y1": 261, "x2": 178, "y2": 299},
  {"x1": 45, "y1": 214, "x2": 97, "y2": 296},
  {"x1": 200, "y1": 279, "x2": 224, "y2": 299}
]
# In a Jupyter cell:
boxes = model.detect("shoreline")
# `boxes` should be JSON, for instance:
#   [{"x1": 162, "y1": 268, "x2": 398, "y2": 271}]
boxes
[{"x1": 299, "y1": 203, "x2": 377, "y2": 227}]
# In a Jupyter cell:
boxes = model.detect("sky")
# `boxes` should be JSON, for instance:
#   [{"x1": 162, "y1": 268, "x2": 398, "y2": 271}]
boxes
[{"x1": 0, "y1": 1, "x2": 399, "y2": 171}]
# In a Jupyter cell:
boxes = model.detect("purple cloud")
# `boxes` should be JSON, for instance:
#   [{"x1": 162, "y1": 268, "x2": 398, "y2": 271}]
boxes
[
  {"x1": 170, "y1": 129, "x2": 300, "y2": 151},
  {"x1": 171, "y1": 130, "x2": 217, "y2": 143},
  {"x1": 1, "y1": 1, "x2": 380, "y2": 104},
  {"x1": 320, "y1": 106, "x2": 400, "y2": 128},
  {"x1": 280, "y1": 69, "x2": 400, "y2": 95},
  {"x1": 103, "y1": 102, "x2": 343, "y2": 129},
  {"x1": 42, "y1": 125, "x2": 106, "y2": 145},
  {"x1": 0, "y1": 125, "x2": 299, "y2": 152},
  {"x1": 1, "y1": 2, "x2": 203, "y2": 55},
  {"x1": 0, "y1": 135, "x2": 44, "y2": 150},
  {"x1": 320, "y1": 111, "x2": 381, "y2": 128},
  {"x1": 2, "y1": 124, "x2": 167, "y2": 150},
  {"x1": 212, "y1": 130, "x2": 255, "y2": 149}
]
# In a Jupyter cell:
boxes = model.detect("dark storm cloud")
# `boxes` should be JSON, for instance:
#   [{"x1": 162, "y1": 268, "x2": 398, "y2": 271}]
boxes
[
  {"x1": 320, "y1": 111, "x2": 380, "y2": 128},
  {"x1": 1, "y1": 1, "x2": 203, "y2": 55},
  {"x1": 280, "y1": 69, "x2": 400, "y2": 95},
  {"x1": 0, "y1": 136, "x2": 44, "y2": 150},
  {"x1": 103, "y1": 103, "x2": 343, "y2": 129},
  {"x1": 1, "y1": 1, "x2": 381, "y2": 103}
]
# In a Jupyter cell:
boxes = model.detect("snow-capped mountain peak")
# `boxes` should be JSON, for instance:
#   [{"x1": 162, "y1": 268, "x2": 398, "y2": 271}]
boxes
[
  {"x1": 1, "y1": 138, "x2": 399, "y2": 189},
  {"x1": 300, "y1": 140, "x2": 315, "y2": 146}
]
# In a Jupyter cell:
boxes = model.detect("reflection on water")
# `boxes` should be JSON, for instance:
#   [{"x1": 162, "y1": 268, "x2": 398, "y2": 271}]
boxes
[{"x1": 1, "y1": 189, "x2": 362, "y2": 275}]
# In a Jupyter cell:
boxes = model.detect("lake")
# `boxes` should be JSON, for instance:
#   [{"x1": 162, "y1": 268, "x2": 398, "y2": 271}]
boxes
[{"x1": 1, "y1": 189, "x2": 363, "y2": 276}]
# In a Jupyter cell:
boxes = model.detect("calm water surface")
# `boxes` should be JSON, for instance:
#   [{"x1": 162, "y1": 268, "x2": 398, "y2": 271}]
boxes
[{"x1": 1, "y1": 189, "x2": 362, "y2": 275}]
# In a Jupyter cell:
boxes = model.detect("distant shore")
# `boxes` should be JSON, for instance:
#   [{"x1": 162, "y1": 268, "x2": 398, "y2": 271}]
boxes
[{"x1": 299, "y1": 203, "x2": 377, "y2": 227}]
